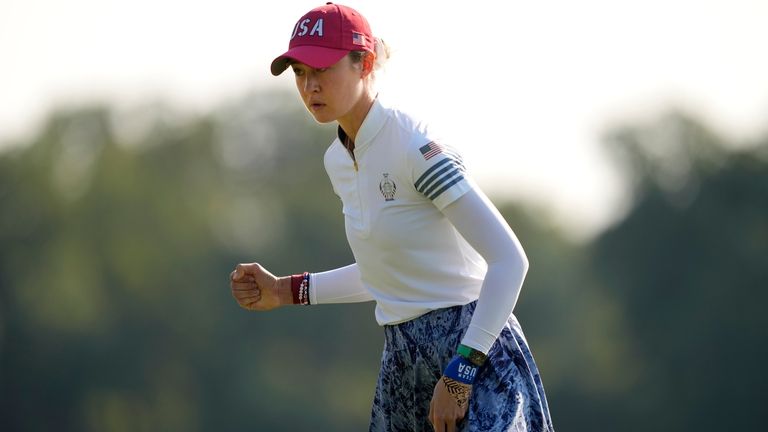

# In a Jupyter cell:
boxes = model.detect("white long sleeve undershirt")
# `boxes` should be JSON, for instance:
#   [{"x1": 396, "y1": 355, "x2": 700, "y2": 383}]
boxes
[
  {"x1": 441, "y1": 187, "x2": 529, "y2": 353},
  {"x1": 310, "y1": 188, "x2": 529, "y2": 354},
  {"x1": 310, "y1": 263, "x2": 372, "y2": 304}
]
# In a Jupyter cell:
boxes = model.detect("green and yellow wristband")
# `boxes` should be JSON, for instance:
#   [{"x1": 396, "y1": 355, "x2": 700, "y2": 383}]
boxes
[{"x1": 443, "y1": 344, "x2": 488, "y2": 385}]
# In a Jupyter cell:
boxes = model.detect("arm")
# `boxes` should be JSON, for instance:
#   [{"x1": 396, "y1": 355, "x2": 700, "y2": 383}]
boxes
[
  {"x1": 405, "y1": 140, "x2": 527, "y2": 357},
  {"x1": 230, "y1": 262, "x2": 372, "y2": 311},
  {"x1": 429, "y1": 186, "x2": 529, "y2": 430},
  {"x1": 441, "y1": 186, "x2": 529, "y2": 354}
]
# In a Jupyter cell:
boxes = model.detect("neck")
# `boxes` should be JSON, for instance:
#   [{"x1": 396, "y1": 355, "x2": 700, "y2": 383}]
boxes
[{"x1": 337, "y1": 91, "x2": 376, "y2": 143}]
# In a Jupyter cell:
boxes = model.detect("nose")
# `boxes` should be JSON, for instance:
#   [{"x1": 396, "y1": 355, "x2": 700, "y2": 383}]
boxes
[{"x1": 304, "y1": 71, "x2": 320, "y2": 93}]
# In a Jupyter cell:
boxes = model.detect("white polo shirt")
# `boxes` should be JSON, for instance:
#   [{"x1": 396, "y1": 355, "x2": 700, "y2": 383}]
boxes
[{"x1": 324, "y1": 97, "x2": 488, "y2": 325}]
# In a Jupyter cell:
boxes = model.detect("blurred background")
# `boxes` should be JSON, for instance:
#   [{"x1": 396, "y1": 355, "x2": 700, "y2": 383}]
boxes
[{"x1": 1, "y1": 0, "x2": 767, "y2": 430}]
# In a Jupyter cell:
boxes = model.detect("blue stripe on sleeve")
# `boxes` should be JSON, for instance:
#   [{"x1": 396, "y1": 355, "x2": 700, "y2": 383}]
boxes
[
  {"x1": 428, "y1": 174, "x2": 466, "y2": 201},
  {"x1": 414, "y1": 158, "x2": 452, "y2": 191}
]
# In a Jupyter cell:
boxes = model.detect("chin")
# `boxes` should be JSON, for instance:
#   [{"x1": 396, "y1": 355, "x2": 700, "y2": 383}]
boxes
[{"x1": 309, "y1": 114, "x2": 337, "y2": 124}]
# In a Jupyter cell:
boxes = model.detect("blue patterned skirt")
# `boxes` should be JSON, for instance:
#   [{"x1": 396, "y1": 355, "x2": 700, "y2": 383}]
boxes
[{"x1": 369, "y1": 302, "x2": 554, "y2": 432}]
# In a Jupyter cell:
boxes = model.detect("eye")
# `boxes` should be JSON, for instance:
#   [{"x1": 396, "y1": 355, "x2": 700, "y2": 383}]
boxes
[
  {"x1": 291, "y1": 66, "x2": 304, "y2": 76},
  {"x1": 315, "y1": 67, "x2": 329, "y2": 73}
]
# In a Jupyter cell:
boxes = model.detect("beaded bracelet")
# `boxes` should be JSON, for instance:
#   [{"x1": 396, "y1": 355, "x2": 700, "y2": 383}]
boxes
[{"x1": 290, "y1": 272, "x2": 311, "y2": 305}]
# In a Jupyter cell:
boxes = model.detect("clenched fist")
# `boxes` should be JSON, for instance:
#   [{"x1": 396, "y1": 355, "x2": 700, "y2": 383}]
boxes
[{"x1": 229, "y1": 262, "x2": 291, "y2": 311}]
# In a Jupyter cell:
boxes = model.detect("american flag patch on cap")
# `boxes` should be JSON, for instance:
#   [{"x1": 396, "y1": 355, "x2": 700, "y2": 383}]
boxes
[
  {"x1": 352, "y1": 32, "x2": 366, "y2": 46},
  {"x1": 419, "y1": 142, "x2": 443, "y2": 160}
]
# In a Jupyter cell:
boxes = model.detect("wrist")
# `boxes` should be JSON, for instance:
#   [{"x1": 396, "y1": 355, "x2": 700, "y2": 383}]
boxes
[
  {"x1": 442, "y1": 355, "x2": 479, "y2": 385},
  {"x1": 289, "y1": 272, "x2": 311, "y2": 305},
  {"x1": 277, "y1": 276, "x2": 293, "y2": 306},
  {"x1": 457, "y1": 344, "x2": 488, "y2": 367}
]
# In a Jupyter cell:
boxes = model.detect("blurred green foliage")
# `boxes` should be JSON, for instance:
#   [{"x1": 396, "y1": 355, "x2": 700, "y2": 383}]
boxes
[{"x1": 1, "y1": 90, "x2": 766, "y2": 431}]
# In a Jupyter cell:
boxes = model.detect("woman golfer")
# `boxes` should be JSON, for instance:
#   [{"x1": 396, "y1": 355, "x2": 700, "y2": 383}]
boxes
[{"x1": 230, "y1": 3, "x2": 554, "y2": 431}]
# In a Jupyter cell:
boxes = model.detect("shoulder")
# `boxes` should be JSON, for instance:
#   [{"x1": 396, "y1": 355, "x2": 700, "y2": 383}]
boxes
[{"x1": 377, "y1": 98, "x2": 432, "y2": 142}]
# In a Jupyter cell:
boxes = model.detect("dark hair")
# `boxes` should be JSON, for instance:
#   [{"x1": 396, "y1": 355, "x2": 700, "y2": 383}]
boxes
[{"x1": 348, "y1": 50, "x2": 368, "y2": 64}]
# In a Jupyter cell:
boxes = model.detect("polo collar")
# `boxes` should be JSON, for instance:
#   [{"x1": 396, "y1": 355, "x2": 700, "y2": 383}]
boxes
[{"x1": 337, "y1": 96, "x2": 387, "y2": 154}]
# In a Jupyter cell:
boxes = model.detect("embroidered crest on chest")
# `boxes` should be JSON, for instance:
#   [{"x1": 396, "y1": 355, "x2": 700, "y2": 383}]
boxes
[{"x1": 379, "y1": 173, "x2": 397, "y2": 201}]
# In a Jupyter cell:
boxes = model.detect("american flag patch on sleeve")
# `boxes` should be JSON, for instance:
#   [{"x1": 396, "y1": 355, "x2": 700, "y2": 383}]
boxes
[{"x1": 419, "y1": 142, "x2": 443, "y2": 160}]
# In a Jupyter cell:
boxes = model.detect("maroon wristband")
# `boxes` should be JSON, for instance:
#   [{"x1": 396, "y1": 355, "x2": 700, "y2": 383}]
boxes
[
  {"x1": 290, "y1": 272, "x2": 310, "y2": 305},
  {"x1": 290, "y1": 274, "x2": 302, "y2": 305}
]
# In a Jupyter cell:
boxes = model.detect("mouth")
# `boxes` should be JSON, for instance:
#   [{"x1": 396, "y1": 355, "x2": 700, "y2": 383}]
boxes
[{"x1": 308, "y1": 101, "x2": 326, "y2": 111}]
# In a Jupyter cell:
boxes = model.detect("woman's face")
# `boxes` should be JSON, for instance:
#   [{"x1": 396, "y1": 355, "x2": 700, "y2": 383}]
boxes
[{"x1": 291, "y1": 55, "x2": 367, "y2": 124}]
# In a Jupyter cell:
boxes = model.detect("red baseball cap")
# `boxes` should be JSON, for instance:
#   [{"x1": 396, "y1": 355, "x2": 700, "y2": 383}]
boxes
[{"x1": 270, "y1": 3, "x2": 375, "y2": 76}]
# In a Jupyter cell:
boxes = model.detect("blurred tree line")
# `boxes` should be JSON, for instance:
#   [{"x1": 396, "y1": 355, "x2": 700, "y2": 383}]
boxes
[{"x1": 0, "y1": 89, "x2": 766, "y2": 431}]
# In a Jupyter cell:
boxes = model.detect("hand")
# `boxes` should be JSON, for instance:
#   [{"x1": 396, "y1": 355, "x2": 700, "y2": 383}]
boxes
[
  {"x1": 229, "y1": 262, "x2": 289, "y2": 311},
  {"x1": 428, "y1": 376, "x2": 472, "y2": 432}
]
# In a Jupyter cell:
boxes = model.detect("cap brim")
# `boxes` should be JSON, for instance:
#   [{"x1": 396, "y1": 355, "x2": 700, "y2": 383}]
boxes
[{"x1": 270, "y1": 45, "x2": 351, "y2": 76}]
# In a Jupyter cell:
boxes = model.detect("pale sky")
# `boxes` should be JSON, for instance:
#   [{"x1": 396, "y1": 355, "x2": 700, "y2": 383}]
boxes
[{"x1": 2, "y1": 0, "x2": 767, "y2": 239}]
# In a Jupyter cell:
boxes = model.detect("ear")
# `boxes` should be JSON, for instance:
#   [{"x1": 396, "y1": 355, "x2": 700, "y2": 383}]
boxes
[{"x1": 361, "y1": 52, "x2": 375, "y2": 77}]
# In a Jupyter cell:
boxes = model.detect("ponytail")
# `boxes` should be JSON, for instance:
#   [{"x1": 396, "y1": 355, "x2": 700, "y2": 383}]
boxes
[{"x1": 348, "y1": 37, "x2": 391, "y2": 80}]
